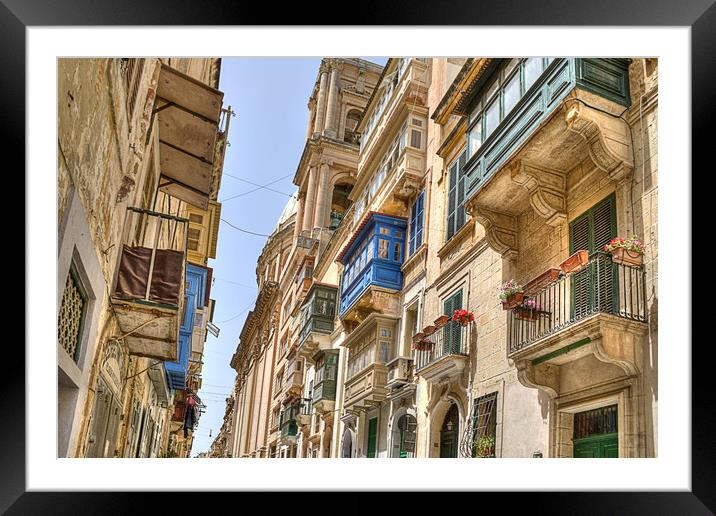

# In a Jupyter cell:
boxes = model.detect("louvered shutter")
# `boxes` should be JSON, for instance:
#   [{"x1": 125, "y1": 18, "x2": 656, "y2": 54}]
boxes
[
  {"x1": 447, "y1": 162, "x2": 458, "y2": 239},
  {"x1": 570, "y1": 212, "x2": 591, "y2": 318},
  {"x1": 456, "y1": 152, "x2": 467, "y2": 230},
  {"x1": 591, "y1": 195, "x2": 616, "y2": 313},
  {"x1": 443, "y1": 290, "x2": 463, "y2": 354}
]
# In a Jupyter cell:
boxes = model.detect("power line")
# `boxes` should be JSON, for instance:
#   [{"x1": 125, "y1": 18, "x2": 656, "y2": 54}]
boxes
[
  {"x1": 214, "y1": 277, "x2": 257, "y2": 290},
  {"x1": 214, "y1": 303, "x2": 253, "y2": 324},
  {"x1": 220, "y1": 218, "x2": 272, "y2": 238},
  {"x1": 224, "y1": 173, "x2": 293, "y2": 197},
  {"x1": 220, "y1": 172, "x2": 295, "y2": 202}
]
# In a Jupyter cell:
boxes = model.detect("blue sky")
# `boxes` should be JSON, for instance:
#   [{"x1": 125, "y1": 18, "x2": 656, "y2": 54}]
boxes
[{"x1": 192, "y1": 57, "x2": 387, "y2": 455}]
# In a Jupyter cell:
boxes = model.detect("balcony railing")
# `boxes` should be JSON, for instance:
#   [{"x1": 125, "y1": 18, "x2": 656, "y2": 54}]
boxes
[
  {"x1": 508, "y1": 252, "x2": 647, "y2": 355},
  {"x1": 414, "y1": 319, "x2": 469, "y2": 372}
]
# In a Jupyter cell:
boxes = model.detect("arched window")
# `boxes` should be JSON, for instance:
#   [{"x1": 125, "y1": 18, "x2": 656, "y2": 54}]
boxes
[
  {"x1": 391, "y1": 413, "x2": 417, "y2": 458},
  {"x1": 343, "y1": 109, "x2": 362, "y2": 144}
]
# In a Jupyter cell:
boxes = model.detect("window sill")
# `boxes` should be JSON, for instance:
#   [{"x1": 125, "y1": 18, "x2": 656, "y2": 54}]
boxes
[
  {"x1": 437, "y1": 219, "x2": 475, "y2": 261},
  {"x1": 402, "y1": 243, "x2": 427, "y2": 271}
]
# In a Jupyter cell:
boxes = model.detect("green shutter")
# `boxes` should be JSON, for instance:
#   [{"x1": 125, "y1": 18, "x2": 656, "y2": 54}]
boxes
[
  {"x1": 367, "y1": 417, "x2": 378, "y2": 458},
  {"x1": 443, "y1": 290, "x2": 463, "y2": 354},
  {"x1": 569, "y1": 194, "x2": 617, "y2": 317}
]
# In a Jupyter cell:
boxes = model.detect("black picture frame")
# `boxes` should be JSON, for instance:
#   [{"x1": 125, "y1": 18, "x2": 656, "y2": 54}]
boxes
[{"x1": 6, "y1": 0, "x2": 708, "y2": 512}]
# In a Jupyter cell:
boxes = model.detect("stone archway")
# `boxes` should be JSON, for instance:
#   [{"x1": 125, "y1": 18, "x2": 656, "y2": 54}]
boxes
[
  {"x1": 426, "y1": 392, "x2": 466, "y2": 458},
  {"x1": 340, "y1": 427, "x2": 354, "y2": 458}
]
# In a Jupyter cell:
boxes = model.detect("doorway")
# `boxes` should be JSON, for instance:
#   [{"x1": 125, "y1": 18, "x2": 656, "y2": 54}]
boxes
[
  {"x1": 439, "y1": 403, "x2": 459, "y2": 458},
  {"x1": 572, "y1": 404, "x2": 619, "y2": 458}
]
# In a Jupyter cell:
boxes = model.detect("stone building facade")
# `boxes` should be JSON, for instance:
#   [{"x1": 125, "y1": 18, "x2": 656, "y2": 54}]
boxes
[
  {"x1": 58, "y1": 57, "x2": 230, "y2": 458},
  {"x1": 214, "y1": 57, "x2": 657, "y2": 459}
]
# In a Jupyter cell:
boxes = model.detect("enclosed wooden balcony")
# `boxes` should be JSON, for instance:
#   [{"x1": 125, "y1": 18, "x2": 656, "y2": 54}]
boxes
[
  {"x1": 459, "y1": 58, "x2": 634, "y2": 258},
  {"x1": 279, "y1": 403, "x2": 299, "y2": 444},
  {"x1": 110, "y1": 207, "x2": 188, "y2": 361},
  {"x1": 343, "y1": 363, "x2": 389, "y2": 413},
  {"x1": 297, "y1": 283, "x2": 337, "y2": 361},
  {"x1": 312, "y1": 350, "x2": 338, "y2": 414},
  {"x1": 414, "y1": 317, "x2": 470, "y2": 383}
]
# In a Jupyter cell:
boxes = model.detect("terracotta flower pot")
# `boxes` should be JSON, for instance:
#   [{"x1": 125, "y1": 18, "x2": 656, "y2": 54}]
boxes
[
  {"x1": 610, "y1": 247, "x2": 643, "y2": 267},
  {"x1": 434, "y1": 315, "x2": 451, "y2": 327},
  {"x1": 560, "y1": 250, "x2": 589, "y2": 274},
  {"x1": 514, "y1": 306, "x2": 539, "y2": 321},
  {"x1": 501, "y1": 292, "x2": 524, "y2": 310},
  {"x1": 523, "y1": 267, "x2": 562, "y2": 295}
]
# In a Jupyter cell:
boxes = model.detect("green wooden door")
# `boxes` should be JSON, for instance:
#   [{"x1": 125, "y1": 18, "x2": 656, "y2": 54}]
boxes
[
  {"x1": 443, "y1": 290, "x2": 463, "y2": 354},
  {"x1": 366, "y1": 417, "x2": 378, "y2": 458},
  {"x1": 573, "y1": 433, "x2": 619, "y2": 458},
  {"x1": 569, "y1": 194, "x2": 617, "y2": 317},
  {"x1": 439, "y1": 404, "x2": 459, "y2": 458}
]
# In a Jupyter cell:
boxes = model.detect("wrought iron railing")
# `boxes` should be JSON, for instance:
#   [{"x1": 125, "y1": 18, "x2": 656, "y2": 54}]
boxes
[
  {"x1": 508, "y1": 252, "x2": 647, "y2": 354},
  {"x1": 414, "y1": 319, "x2": 470, "y2": 371}
]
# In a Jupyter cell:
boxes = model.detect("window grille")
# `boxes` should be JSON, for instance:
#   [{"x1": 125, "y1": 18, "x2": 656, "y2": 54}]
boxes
[
  {"x1": 58, "y1": 265, "x2": 87, "y2": 362},
  {"x1": 460, "y1": 391, "x2": 498, "y2": 457},
  {"x1": 573, "y1": 405, "x2": 618, "y2": 439}
]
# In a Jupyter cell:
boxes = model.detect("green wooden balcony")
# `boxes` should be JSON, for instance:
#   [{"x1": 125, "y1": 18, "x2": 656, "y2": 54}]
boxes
[
  {"x1": 312, "y1": 351, "x2": 338, "y2": 414},
  {"x1": 297, "y1": 283, "x2": 337, "y2": 361}
]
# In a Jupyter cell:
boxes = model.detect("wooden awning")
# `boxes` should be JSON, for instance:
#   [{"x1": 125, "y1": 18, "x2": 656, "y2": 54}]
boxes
[{"x1": 155, "y1": 64, "x2": 224, "y2": 210}]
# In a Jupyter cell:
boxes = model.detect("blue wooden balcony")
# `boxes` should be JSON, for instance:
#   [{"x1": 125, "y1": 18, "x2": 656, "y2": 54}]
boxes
[{"x1": 337, "y1": 212, "x2": 407, "y2": 319}]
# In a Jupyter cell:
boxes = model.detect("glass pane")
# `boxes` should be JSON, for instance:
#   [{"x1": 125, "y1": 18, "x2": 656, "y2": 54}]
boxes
[
  {"x1": 485, "y1": 98, "x2": 500, "y2": 139},
  {"x1": 503, "y1": 71, "x2": 521, "y2": 115},
  {"x1": 378, "y1": 239, "x2": 389, "y2": 259},
  {"x1": 469, "y1": 120, "x2": 482, "y2": 158},
  {"x1": 394, "y1": 242, "x2": 401, "y2": 261},
  {"x1": 524, "y1": 57, "x2": 543, "y2": 90}
]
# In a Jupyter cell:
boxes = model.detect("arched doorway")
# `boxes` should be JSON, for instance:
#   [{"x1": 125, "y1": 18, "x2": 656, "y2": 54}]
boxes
[{"x1": 439, "y1": 403, "x2": 459, "y2": 458}]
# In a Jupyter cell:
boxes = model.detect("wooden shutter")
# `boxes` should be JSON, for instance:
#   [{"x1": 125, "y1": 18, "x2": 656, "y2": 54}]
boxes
[
  {"x1": 569, "y1": 194, "x2": 617, "y2": 317},
  {"x1": 443, "y1": 290, "x2": 463, "y2": 354},
  {"x1": 367, "y1": 417, "x2": 378, "y2": 458},
  {"x1": 456, "y1": 152, "x2": 467, "y2": 230},
  {"x1": 570, "y1": 211, "x2": 591, "y2": 318},
  {"x1": 447, "y1": 162, "x2": 458, "y2": 239}
]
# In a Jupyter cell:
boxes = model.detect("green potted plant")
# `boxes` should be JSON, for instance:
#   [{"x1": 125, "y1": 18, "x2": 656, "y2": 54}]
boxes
[
  {"x1": 604, "y1": 235, "x2": 646, "y2": 266},
  {"x1": 412, "y1": 335, "x2": 434, "y2": 351},
  {"x1": 499, "y1": 280, "x2": 524, "y2": 310},
  {"x1": 473, "y1": 434, "x2": 496, "y2": 458},
  {"x1": 452, "y1": 309, "x2": 475, "y2": 327}
]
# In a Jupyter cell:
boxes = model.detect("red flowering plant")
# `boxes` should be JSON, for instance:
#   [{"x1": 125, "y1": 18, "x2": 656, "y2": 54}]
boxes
[
  {"x1": 452, "y1": 309, "x2": 475, "y2": 327},
  {"x1": 412, "y1": 335, "x2": 434, "y2": 351}
]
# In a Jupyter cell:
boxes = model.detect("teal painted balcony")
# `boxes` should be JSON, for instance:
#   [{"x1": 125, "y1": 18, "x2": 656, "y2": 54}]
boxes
[
  {"x1": 279, "y1": 403, "x2": 299, "y2": 444},
  {"x1": 457, "y1": 58, "x2": 634, "y2": 259},
  {"x1": 297, "y1": 283, "x2": 337, "y2": 362},
  {"x1": 312, "y1": 351, "x2": 338, "y2": 414}
]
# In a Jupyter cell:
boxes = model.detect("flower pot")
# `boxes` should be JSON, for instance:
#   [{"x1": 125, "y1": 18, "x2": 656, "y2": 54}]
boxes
[
  {"x1": 514, "y1": 306, "x2": 539, "y2": 321},
  {"x1": 412, "y1": 341, "x2": 434, "y2": 351},
  {"x1": 501, "y1": 292, "x2": 524, "y2": 310},
  {"x1": 434, "y1": 315, "x2": 451, "y2": 327},
  {"x1": 560, "y1": 250, "x2": 589, "y2": 274},
  {"x1": 523, "y1": 267, "x2": 562, "y2": 295},
  {"x1": 610, "y1": 247, "x2": 643, "y2": 267}
]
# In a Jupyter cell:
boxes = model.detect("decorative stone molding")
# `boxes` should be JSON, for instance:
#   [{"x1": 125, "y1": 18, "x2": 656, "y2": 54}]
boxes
[
  {"x1": 509, "y1": 160, "x2": 567, "y2": 227},
  {"x1": 564, "y1": 99, "x2": 633, "y2": 183},
  {"x1": 465, "y1": 203, "x2": 518, "y2": 259}
]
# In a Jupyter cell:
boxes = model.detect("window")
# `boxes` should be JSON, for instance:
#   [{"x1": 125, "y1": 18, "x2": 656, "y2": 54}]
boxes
[
  {"x1": 393, "y1": 242, "x2": 402, "y2": 261},
  {"x1": 466, "y1": 58, "x2": 550, "y2": 160},
  {"x1": 442, "y1": 290, "x2": 463, "y2": 354},
  {"x1": 446, "y1": 151, "x2": 468, "y2": 240},
  {"x1": 378, "y1": 239, "x2": 389, "y2": 259},
  {"x1": 471, "y1": 392, "x2": 498, "y2": 458},
  {"x1": 58, "y1": 263, "x2": 87, "y2": 362},
  {"x1": 408, "y1": 191, "x2": 425, "y2": 256}
]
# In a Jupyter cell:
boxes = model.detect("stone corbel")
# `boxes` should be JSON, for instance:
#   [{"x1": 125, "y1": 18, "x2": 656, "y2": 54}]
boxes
[
  {"x1": 515, "y1": 359, "x2": 560, "y2": 399},
  {"x1": 510, "y1": 160, "x2": 567, "y2": 227},
  {"x1": 564, "y1": 99, "x2": 633, "y2": 183},
  {"x1": 465, "y1": 202, "x2": 518, "y2": 259}
]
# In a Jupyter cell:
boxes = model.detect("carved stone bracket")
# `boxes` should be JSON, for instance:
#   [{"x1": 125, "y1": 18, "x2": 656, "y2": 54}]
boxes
[
  {"x1": 510, "y1": 160, "x2": 567, "y2": 227},
  {"x1": 564, "y1": 100, "x2": 633, "y2": 183},
  {"x1": 466, "y1": 203, "x2": 518, "y2": 259}
]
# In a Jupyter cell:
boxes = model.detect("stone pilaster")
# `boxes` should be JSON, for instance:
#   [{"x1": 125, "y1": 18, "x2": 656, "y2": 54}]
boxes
[
  {"x1": 324, "y1": 64, "x2": 341, "y2": 138},
  {"x1": 313, "y1": 65, "x2": 329, "y2": 137},
  {"x1": 303, "y1": 166, "x2": 318, "y2": 232},
  {"x1": 313, "y1": 161, "x2": 332, "y2": 229}
]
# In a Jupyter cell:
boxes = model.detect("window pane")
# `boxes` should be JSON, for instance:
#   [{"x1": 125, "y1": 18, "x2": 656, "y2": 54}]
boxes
[
  {"x1": 469, "y1": 120, "x2": 482, "y2": 158},
  {"x1": 524, "y1": 57, "x2": 543, "y2": 90},
  {"x1": 410, "y1": 129, "x2": 422, "y2": 149},
  {"x1": 378, "y1": 239, "x2": 389, "y2": 259},
  {"x1": 485, "y1": 98, "x2": 500, "y2": 139},
  {"x1": 503, "y1": 71, "x2": 521, "y2": 115},
  {"x1": 393, "y1": 242, "x2": 401, "y2": 261}
]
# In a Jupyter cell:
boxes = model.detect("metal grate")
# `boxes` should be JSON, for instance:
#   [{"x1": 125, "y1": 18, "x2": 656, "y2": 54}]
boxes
[
  {"x1": 573, "y1": 405, "x2": 618, "y2": 440},
  {"x1": 460, "y1": 392, "x2": 498, "y2": 458},
  {"x1": 58, "y1": 266, "x2": 86, "y2": 362}
]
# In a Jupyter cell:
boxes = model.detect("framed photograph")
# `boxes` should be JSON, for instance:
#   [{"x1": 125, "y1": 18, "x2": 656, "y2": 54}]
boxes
[{"x1": 11, "y1": 0, "x2": 708, "y2": 512}]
